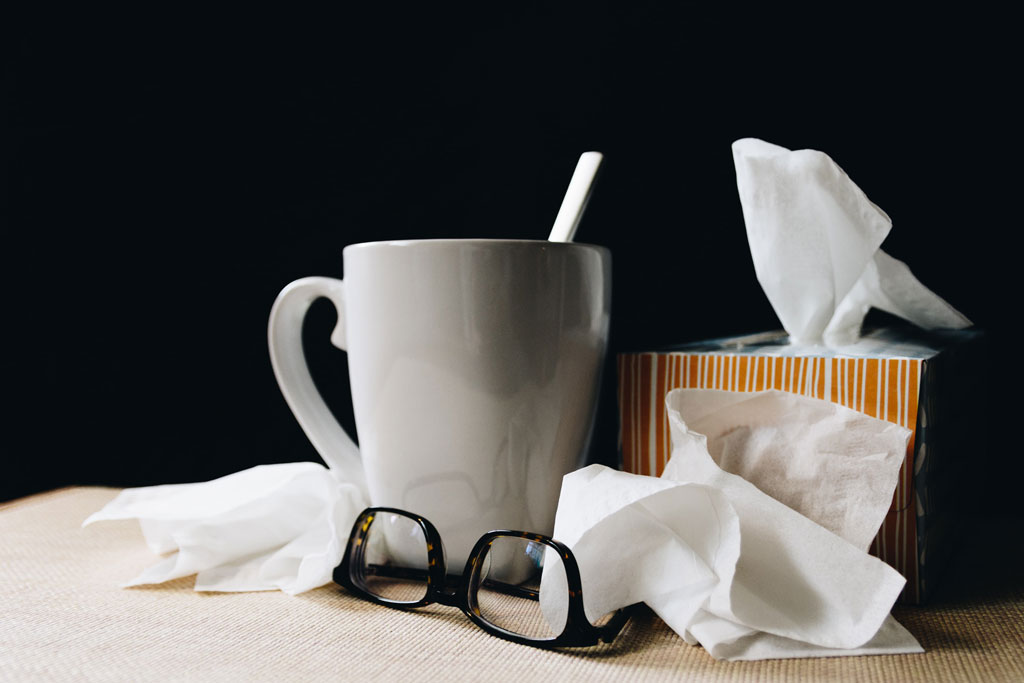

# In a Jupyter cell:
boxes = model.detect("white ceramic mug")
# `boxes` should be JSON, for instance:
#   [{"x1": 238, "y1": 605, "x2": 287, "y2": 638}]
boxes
[{"x1": 268, "y1": 239, "x2": 611, "y2": 568}]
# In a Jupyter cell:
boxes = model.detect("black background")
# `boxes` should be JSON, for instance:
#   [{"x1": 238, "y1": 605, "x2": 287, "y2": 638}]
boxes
[{"x1": 5, "y1": 7, "x2": 1018, "y2": 519}]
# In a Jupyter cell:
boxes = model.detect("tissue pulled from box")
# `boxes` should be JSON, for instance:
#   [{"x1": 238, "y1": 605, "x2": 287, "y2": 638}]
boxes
[
  {"x1": 83, "y1": 462, "x2": 366, "y2": 594},
  {"x1": 541, "y1": 388, "x2": 921, "y2": 660},
  {"x1": 732, "y1": 138, "x2": 971, "y2": 346}
]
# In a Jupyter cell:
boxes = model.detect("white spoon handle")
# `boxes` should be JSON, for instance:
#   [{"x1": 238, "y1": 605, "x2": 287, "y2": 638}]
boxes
[{"x1": 548, "y1": 151, "x2": 603, "y2": 243}]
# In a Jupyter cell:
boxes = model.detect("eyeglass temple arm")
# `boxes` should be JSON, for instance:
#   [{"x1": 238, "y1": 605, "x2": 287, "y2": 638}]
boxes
[{"x1": 596, "y1": 603, "x2": 639, "y2": 643}]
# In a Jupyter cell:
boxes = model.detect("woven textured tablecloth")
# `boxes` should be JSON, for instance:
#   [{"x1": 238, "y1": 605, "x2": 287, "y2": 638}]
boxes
[{"x1": 2, "y1": 487, "x2": 1022, "y2": 682}]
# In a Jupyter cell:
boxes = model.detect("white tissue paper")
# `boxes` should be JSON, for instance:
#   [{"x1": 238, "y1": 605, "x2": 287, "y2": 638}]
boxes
[
  {"x1": 732, "y1": 137, "x2": 971, "y2": 346},
  {"x1": 83, "y1": 462, "x2": 366, "y2": 594},
  {"x1": 83, "y1": 389, "x2": 921, "y2": 660},
  {"x1": 541, "y1": 388, "x2": 922, "y2": 660}
]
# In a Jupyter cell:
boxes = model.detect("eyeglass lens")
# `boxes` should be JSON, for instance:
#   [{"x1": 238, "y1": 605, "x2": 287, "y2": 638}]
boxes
[
  {"x1": 353, "y1": 512, "x2": 577, "y2": 640},
  {"x1": 358, "y1": 511, "x2": 431, "y2": 604},
  {"x1": 473, "y1": 536, "x2": 568, "y2": 639}
]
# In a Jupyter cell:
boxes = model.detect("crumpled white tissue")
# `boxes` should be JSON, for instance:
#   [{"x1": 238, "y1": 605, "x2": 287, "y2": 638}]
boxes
[
  {"x1": 541, "y1": 388, "x2": 922, "y2": 660},
  {"x1": 732, "y1": 137, "x2": 971, "y2": 346},
  {"x1": 83, "y1": 462, "x2": 366, "y2": 594},
  {"x1": 82, "y1": 388, "x2": 921, "y2": 659},
  {"x1": 669, "y1": 388, "x2": 909, "y2": 551}
]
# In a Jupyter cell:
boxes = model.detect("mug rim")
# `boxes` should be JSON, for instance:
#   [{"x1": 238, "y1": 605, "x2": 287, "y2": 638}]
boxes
[{"x1": 343, "y1": 238, "x2": 609, "y2": 254}]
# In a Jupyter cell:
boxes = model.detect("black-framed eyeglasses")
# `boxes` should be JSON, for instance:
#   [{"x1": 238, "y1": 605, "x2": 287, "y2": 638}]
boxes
[{"x1": 333, "y1": 507, "x2": 632, "y2": 648}]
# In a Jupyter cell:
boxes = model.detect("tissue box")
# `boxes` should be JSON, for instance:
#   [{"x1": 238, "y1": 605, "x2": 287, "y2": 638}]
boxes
[{"x1": 617, "y1": 325, "x2": 985, "y2": 604}]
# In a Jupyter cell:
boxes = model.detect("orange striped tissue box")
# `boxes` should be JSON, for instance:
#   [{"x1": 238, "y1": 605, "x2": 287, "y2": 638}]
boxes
[{"x1": 617, "y1": 326, "x2": 985, "y2": 604}]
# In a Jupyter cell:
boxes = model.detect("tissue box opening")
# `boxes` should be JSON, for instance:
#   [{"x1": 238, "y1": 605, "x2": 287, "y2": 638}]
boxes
[{"x1": 617, "y1": 325, "x2": 986, "y2": 604}]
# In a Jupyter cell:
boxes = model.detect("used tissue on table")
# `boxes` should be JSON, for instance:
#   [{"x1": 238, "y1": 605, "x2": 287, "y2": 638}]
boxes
[
  {"x1": 84, "y1": 425, "x2": 922, "y2": 659},
  {"x1": 618, "y1": 325, "x2": 985, "y2": 603},
  {"x1": 660, "y1": 388, "x2": 909, "y2": 550},
  {"x1": 732, "y1": 137, "x2": 970, "y2": 346},
  {"x1": 540, "y1": 387, "x2": 921, "y2": 660},
  {"x1": 82, "y1": 394, "x2": 923, "y2": 659},
  {"x1": 84, "y1": 462, "x2": 366, "y2": 594}
]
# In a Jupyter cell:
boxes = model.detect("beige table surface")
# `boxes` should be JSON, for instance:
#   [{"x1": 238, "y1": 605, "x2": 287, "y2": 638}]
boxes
[{"x1": 2, "y1": 487, "x2": 1022, "y2": 682}]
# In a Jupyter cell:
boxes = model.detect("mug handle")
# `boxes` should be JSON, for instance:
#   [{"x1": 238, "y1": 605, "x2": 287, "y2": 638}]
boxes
[{"x1": 268, "y1": 276, "x2": 366, "y2": 495}]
